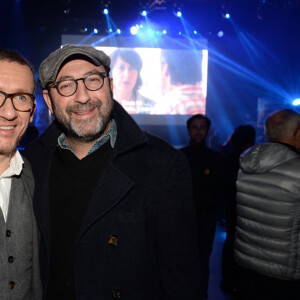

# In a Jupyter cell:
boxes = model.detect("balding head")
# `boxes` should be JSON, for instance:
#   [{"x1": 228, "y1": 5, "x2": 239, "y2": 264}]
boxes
[{"x1": 265, "y1": 109, "x2": 300, "y2": 150}]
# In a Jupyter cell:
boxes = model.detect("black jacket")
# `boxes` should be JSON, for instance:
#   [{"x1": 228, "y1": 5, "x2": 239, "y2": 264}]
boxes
[
  {"x1": 25, "y1": 101, "x2": 201, "y2": 300},
  {"x1": 181, "y1": 143, "x2": 224, "y2": 213}
]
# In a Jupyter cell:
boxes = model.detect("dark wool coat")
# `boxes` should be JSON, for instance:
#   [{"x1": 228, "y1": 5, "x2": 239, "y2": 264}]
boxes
[{"x1": 25, "y1": 101, "x2": 201, "y2": 300}]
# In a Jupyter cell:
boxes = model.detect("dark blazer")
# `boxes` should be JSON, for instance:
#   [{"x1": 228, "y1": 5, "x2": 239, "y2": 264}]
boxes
[{"x1": 25, "y1": 101, "x2": 201, "y2": 300}]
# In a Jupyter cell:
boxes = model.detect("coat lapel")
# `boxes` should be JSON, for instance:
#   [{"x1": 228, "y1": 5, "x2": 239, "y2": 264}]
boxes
[{"x1": 77, "y1": 161, "x2": 134, "y2": 240}]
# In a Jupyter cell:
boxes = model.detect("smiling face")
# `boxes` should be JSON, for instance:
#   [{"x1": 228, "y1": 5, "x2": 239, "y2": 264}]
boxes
[
  {"x1": 0, "y1": 60, "x2": 35, "y2": 156},
  {"x1": 44, "y1": 59, "x2": 114, "y2": 143},
  {"x1": 111, "y1": 56, "x2": 138, "y2": 101}
]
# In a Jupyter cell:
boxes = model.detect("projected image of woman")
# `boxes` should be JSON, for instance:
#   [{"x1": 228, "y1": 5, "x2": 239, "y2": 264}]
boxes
[{"x1": 111, "y1": 49, "x2": 155, "y2": 114}]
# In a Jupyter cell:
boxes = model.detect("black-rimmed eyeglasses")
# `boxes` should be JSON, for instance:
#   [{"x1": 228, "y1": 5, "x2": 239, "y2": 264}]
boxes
[
  {"x1": 0, "y1": 91, "x2": 35, "y2": 112},
  {"x1": 48, "y1": 72, "x2": 109, "y2": 97}
]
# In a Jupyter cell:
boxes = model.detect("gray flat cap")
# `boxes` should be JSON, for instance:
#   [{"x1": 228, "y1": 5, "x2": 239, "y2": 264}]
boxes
[{"x1": 38, "y1": 44, "x2": 111, "y2": 89}]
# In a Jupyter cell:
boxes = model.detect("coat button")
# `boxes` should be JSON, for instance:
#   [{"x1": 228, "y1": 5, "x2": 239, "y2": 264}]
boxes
[
  {"x1": 108, "y1": 235, "x2": 118, "y2": 246},
  {"x1": 112, "y1": 290, "x2": 121, "y2": 298},
  {"x1": 6, "y1": 230, "x2": 11, "y2": 237},
  {"x1": 9, "y1": 281, "x2": 15, "y2": 289},
  {"x1": 8, "y1": 256, "x2": 14, "y2": 263}
]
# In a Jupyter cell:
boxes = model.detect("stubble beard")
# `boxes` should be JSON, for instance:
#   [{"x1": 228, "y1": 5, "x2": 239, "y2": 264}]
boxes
[
  {"x1": 0, "y1": 139, "x2": 18, "y2": 156},
  {"x1": 52, "y1": 95, "x2": 114, "y2": 143},
  {"x1": 0, "y1": 119, "x2": 23, "y2": 156}
]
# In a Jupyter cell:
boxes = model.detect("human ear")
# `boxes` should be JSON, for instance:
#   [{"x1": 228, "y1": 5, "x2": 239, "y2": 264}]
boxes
[
  {"x1": 43, "y1": 90, "x2": 54, "y2": 114},
  {"x1": 29, "y1": 101, "x2": 36, "y2": 123}
]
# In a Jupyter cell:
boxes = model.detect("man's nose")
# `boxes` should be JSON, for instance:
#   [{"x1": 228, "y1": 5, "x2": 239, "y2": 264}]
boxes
[
  {"x1": 74, "y1": 80, "x2": 90, "y2": 103},
  {"x1": 0, "y1": 98, "x2": 18, "y2": 120}
]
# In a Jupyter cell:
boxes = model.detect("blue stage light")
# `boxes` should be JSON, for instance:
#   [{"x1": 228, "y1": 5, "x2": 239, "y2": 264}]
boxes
[
  {"x1": 103, "y1": 8, "x2": 109, "y2": 15},
  {"x1": 130, "y1": 26, "x2": 138, "y2": 35},
  {"x1": 225, "y1": 13, "x2": 230, "y2": 19},
  {"x1": 193, "y1": 30, "x2": 198, "y2": 35},
  {"x1": 93, "y1": 28, "x2": 98, "y2": 34},
  {"x1": 217, "y1": 31, "x2": 224, "y2": 37},
  {"x1": 292, "y1": 98, "x2": 300, "y2": 106},
  {"x1": 176, "y1": 11, "x2": 182, "y2": 18},
  {"x1": 141, "y1": 10, "x2": 147, "y2": 16},
  {"x1": 117, "y1": 28, "x2": 121, "y2": 34},
  {"x1": 162, "y1": 29, "x2": 167, "y2": 35}
]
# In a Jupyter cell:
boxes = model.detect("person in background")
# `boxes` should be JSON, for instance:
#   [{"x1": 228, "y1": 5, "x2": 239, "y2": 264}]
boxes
[
  {"x1": 155, "y1": 49, "x2": 205, "y2": 115},
  {"x1": 181, "y1": 114, "x2": 225, "y2": 300},
  {"x1": 235, "y1": 109, "x2": 300, "y2": 300},
  {"x1": 25, "y1": 44, "x2": 201, "y2": 300},
  {"x1": 110, "y1": 49, "x2": 155, "y2": 114},
  {"x1": 0, "y1": 48, "x2": 42, "y2": 299},
  {"x1": 220, "y1": 125, "x2": 256, "y2": 297}
]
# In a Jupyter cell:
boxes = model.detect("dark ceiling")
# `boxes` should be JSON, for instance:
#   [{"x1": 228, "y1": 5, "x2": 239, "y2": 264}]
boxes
[{"x1": 7, "y1": 0, "x2": 300, "y2": 39}]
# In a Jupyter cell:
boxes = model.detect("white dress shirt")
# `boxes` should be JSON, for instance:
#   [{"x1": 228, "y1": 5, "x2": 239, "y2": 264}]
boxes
[{"x1": 0, "y1": 151, "x2": 23, "y2": 222}]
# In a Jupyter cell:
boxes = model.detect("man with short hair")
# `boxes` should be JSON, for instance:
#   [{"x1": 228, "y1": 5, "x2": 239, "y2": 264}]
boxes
[
  {"x1": 154, "y1": 49, "x2": 205, "y2": 114},
  {"x1": 235, "y1": 109, "x2": 300, "y2": 300},
  {"x1": 25, "y1": 44, "x2": 201, "y2": 300},
  {"x1": 0, "y1": 48, "x2": 42, "y2": 299},
  {"x1": 181, "y1": 114, "x2": 224, "y2": 300}
]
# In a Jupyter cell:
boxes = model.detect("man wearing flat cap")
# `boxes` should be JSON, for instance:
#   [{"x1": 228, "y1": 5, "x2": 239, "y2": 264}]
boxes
[{"x1": 24, "y1": 44, "x2": 201, "y2": 300}]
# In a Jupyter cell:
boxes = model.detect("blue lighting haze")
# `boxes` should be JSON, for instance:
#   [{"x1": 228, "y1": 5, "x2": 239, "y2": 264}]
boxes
[{"x1": 292, "y1": 99, "x2": 300, "y2": 106}]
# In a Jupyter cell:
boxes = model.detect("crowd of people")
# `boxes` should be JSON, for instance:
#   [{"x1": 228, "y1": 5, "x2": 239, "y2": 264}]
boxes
[{"x1": 0, "y1": 44, "x2": 299, "y2": 300}]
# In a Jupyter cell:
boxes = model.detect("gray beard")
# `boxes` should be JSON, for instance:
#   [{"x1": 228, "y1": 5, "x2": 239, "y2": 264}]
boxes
[{"x1": 53, "y1": 99, "x2": 114, "y2": 143}]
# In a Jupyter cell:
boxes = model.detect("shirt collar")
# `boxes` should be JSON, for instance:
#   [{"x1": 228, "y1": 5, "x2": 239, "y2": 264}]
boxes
[
  {"x1": 1, "y1": 150, "x2": 24, "y2": 178},
  {"x1": 57, "y1": 119, "x2": 117, "y2": 156}
]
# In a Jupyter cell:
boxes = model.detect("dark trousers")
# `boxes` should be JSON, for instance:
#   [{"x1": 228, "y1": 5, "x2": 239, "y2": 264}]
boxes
[
  {"x1": 237, "y1": 266, "x2": 300, "y2": 300},
  {"x1": 197, "y1": 213, "x2": 216, "y2": 300},
  {"x1": 221, "y1": 217, "x2": 238, "y2": 292}
]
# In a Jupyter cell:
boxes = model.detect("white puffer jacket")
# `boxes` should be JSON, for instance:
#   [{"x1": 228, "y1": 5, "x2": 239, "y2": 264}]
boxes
[{"x1": 234, "y1": 142, "x2": 300, "y2": 280}]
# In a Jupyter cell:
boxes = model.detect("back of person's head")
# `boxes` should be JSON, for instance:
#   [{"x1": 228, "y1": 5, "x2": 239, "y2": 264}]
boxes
[
  {"x1": 265, "y1": 109, "x2": 300, "y2": 149},
  {"x1": 0, "y1": 48, "x2": 35, "y2": 89},
  {"x1": 110, "y1": 49, "x2": 143, "y2": 91},
  {"x1": 231, "y1": 125, "x2": 256, "y2": 150},
  {"x1": 160, "y1": 49, "x2": 202, "y2": 85},
  {"x1": 186, "y1": 114, "x2": 211, "y2": 130}
]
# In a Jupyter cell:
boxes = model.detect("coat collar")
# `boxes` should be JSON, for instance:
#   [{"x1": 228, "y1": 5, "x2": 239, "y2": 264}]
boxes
[{"x1": 37, "y1": 100, "x2": 148, "y2": 158}]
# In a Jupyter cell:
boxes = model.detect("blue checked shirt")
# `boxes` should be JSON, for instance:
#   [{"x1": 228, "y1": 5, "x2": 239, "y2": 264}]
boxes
[{"x1": 57, "y1": 119, "x2": 117, "y2": 156}]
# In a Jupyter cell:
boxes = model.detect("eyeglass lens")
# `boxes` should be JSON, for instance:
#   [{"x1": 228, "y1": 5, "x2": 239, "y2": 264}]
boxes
[
  {"x1": 0, "y1": 92, "x2": 33, "y2": 111},
  {"x1": 57, "y1": 73, "x2": 105, "y2": 96}
]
